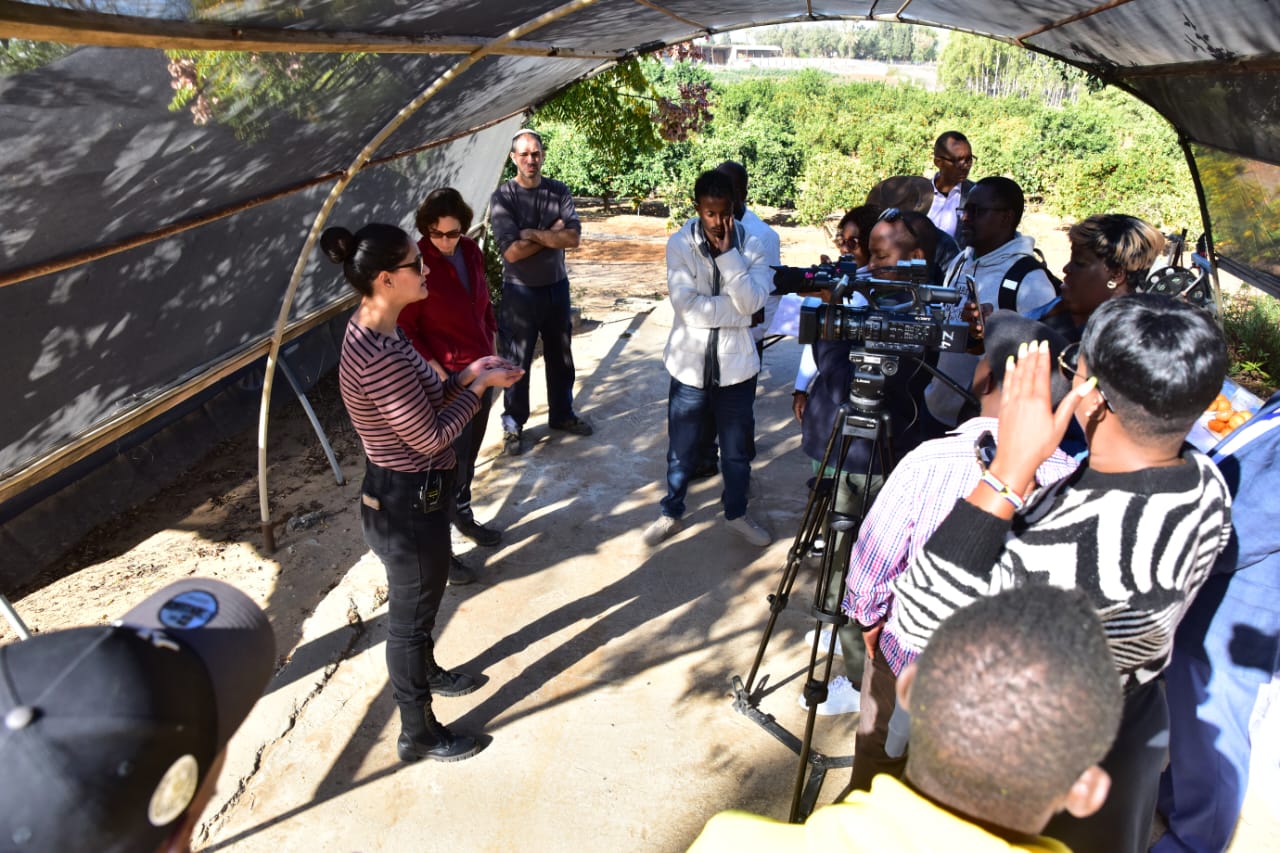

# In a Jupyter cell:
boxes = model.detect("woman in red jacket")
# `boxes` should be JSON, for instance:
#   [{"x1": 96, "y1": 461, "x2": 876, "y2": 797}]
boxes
[{"x1": 398, "y1": 188, "x2": 502, "y2": 580}]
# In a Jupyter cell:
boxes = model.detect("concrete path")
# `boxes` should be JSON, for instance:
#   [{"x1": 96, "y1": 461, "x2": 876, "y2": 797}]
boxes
[{"x1": 195, "y1": 294, "x2": 1280, "y2": 852}]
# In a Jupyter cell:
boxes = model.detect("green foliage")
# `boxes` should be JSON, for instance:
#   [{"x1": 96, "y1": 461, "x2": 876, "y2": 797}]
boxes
[
  {"x1": 794, "y1": 151, "x2": 878, "y2": 226},
  {"x1": 0, "y1": 40, "x2": 74, "y2": 75},
  {"x1": 939, "y1": 33, "x2": 1088, "y2": 107},
  {"x1": 533, "y1": 55, "x2": 1199, "y2": 238},
  {"x1": 164, "y1": 51, "x2": 370, "y2": 140},
  {"x1": 752, "y1": 22, "x2": 939, "y2": 64},
  {"x1": 1194, "y1": 147, "x2": 1280, "y2": 276},
  {"x1": 481, "y1": 226, "x2": 505, "y2": 309},
  {"x1": 1222, "y1": 288, "x2": 1280, "y2": 396}
]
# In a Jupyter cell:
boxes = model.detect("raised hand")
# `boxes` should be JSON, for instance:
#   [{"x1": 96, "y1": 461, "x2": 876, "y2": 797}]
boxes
[{"x1": 987, "y1": 340, "x2": 1092, "y2": 496}]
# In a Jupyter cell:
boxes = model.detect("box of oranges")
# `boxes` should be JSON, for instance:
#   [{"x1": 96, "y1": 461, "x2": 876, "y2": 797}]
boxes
[{"x1": 1187, "y1": 378, "x2": 1263, "y2": 452}]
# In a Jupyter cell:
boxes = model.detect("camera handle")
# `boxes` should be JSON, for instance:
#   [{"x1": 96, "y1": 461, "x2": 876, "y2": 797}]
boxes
[{"x1": 731, "y1": 390, "x2": 895, "y2": 823}]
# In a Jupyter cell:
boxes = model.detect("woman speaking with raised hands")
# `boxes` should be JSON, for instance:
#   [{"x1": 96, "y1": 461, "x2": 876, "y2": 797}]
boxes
[{"x1": 320, "y1": 222, "x2": 523, "y2": 763}]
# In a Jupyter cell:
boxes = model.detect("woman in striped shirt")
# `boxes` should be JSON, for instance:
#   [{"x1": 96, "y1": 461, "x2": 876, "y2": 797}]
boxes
[{"x1": 321, "y1": 223, "x2": 522, "y2": 763}]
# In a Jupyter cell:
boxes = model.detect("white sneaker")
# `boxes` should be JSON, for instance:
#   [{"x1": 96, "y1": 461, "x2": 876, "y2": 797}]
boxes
[
  {"x1": 643, "y1": 515, "x2": 681, "y2": 547},
  {"x1": 797, "y1": 675, "x2": 861, "y2": 715},
  {"x1": 725, "y1": 514, "x2": 771, "y2": 546},
  {"x1": 805, "y1": 627, "x2": 845, "y2": 657}
]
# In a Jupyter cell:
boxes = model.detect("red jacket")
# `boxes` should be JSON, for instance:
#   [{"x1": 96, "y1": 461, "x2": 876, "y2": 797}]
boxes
[{"x1": 397, "y1": 235, "x2": 497, "y2": 374}]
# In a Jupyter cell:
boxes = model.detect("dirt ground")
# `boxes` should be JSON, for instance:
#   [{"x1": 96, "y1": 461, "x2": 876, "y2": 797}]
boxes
[{"x1": 4, "y1": 208, "x2": 1276, "y2": 852}]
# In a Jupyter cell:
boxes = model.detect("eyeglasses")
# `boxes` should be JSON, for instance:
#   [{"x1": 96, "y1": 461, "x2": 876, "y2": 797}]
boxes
[
  {"x1": 1057, "y1": 341, "x2": 1112, "y2": 411},
  {"x1": 429, "y1": 228, "x2": 463, "y2": 240},
  {"x1": 390, "y1": 255, "x2": 424, "y2": 275},
  {"x1": 878, "y1": 207, "x2": 921, "y2": 245},
  {"x1": 959, "y1": 205, "x2": 1009, "y2": 219},
  {"x1": 937, "y1": 154, "x2": 976, "y2": 167}
]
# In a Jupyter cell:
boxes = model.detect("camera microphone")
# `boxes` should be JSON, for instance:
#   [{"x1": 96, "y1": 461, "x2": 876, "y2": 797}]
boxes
[{"x1": 912, "y1": 285, "x2": 963, "y2": 306}]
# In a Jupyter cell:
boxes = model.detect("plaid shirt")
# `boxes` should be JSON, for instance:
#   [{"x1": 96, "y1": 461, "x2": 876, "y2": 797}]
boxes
[{"x1": 843, "y1": 417, "x2": 1078, "y2": 675}]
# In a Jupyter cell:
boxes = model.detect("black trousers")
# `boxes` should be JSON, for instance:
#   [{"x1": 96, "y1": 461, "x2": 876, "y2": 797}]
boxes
[
  {"x1": 1044, "y1": 677, "x2": 1168, "y2": 853},
  {"x1": 499, "y1": 278, "x2": 576, "y2": 428},
  {"x1": 451, "y1": 386, "x2": 494, "y2": 523},
  {"x1": 360, "y1": 460, "x2": 454, "y2": 708}
]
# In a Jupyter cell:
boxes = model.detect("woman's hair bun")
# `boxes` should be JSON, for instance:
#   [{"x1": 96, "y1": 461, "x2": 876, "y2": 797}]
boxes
[{"x1": 320, "y1": 227, "x2": 356, "y2": 265}]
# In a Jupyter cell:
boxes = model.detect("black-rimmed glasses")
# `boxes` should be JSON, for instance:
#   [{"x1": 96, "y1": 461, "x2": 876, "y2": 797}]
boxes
[
  {"x1": 937, "y1": 154, "x2": 977, "y2": 167},
  {"x1": 960, "y1": 205, "x2": 1010, "y2": 218},
  {"x1": 1058, "y1": 341, "x2": 1112, "y2": 411},
  {"x1": 390, "y1": 255, "x2": 424, "y2": 275}
]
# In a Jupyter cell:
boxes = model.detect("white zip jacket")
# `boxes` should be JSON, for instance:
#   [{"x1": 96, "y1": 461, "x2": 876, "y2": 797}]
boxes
[
  {"x1": 663, "y1": 218, "x2": 771, "y2": 389},
  {"x1": 925, "y1": 234, "x2": 1057, "y2": 426}
]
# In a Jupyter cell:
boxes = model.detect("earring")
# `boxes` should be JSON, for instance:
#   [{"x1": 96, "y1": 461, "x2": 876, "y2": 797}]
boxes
[{"x1": 1106, "y1": 279, "x2": 1119, "y2": 290}]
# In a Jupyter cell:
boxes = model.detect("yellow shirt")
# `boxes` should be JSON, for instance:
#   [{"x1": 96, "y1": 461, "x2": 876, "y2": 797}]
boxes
[{"x1": 687, "y1": 776, "x2": 1072, "y2": 853}]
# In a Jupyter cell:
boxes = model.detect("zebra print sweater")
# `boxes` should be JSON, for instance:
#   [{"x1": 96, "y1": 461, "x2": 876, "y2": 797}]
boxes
[{"x1": 889, "y1": 448, "x2": 1232, "y2": 691}]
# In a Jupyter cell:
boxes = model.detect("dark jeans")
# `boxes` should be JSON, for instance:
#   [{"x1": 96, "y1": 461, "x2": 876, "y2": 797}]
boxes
[
  {"x1": 499, "y1": 278, "x2": 576, "y2": 429},
  {"x1": 360, "y1": 460, "x2": 454, "y2": 707},
  {"x1": 450, "y1": 386, "x2": 494, "y2": 523},
  {"x1": 1044, "y1": 678, "x2": 1169, "y2": 853},
  {"x1": 661, "y1": 376, "x2": 756, "y2": 521}
]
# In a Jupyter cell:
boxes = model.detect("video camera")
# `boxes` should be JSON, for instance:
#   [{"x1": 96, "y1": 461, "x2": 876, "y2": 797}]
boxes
[{"x1": 770, "y1": 260, "x2": 970, "y2": 356}]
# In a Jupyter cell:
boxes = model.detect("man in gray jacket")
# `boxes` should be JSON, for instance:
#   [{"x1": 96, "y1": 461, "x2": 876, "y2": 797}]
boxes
[
  {"x1": 924, "y1": 176, "x2": 1057, "y2": 427},
  {"x1": 643, "y1": 169, "x2": 772, "y2": 548}
]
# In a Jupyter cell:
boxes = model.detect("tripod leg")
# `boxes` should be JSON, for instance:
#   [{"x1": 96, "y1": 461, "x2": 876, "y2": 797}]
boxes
[{"x1": 739, "y1": 405, "x2": 852, "y2": 697}]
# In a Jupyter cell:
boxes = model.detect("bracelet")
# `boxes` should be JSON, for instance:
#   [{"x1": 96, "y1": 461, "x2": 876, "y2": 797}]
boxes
[
  {"x1": 978, "y1": 470, "x2": 1025, "y2": 511},
  {"x1": 792, "y1": 389, "x2": 808, "y2": 396}
]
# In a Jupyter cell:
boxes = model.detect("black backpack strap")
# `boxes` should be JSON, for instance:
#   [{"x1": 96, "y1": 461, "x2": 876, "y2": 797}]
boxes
[{"x1": 998, "y1": 255, "x2": 1044, "y2": 311}]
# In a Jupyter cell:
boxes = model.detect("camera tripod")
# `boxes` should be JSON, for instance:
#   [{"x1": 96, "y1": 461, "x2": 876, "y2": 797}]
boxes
[
  {"x1": 730, "y1": 348, "x2": 898, "y2": 822},
  {"x1": 730, "y1": 346, "x2": 977, "y2": 822}
]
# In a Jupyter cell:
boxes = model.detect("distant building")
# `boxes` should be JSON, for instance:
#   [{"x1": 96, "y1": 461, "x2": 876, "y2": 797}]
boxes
[{"x1": 703, "y1": 44, "x2": 783, "y2": 65}]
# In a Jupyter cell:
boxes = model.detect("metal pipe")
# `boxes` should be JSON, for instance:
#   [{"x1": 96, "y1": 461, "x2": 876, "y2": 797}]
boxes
[
  {"x1": 1179, "y1": 134, "x2": 1224, "y2": 315},
  {"x1": 256, "y1": 0, "x2": 604, "y2": 552},
  {"x1": 0, "y1": 4, "x2": 622, "y2": 60}
]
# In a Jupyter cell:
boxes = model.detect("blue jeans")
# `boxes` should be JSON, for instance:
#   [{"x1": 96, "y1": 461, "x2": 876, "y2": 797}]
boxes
[
  {"x1": 661, "y1": 376, "x2": 756, "y2": 521},
  {"x1": 499, "y1": 278, "x2": 576, "y2": 429}
]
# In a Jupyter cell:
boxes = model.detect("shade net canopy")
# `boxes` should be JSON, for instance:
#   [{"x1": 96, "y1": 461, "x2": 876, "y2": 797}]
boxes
[{"x1": 1, "y1": 0, "x2": 1277, "y2": 506}]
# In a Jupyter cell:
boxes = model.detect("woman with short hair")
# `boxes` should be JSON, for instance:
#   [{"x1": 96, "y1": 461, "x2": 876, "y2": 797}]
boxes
[
  {"x1": 1038, "y1": 213, "x2": 1165, "y2": 341},
  {"x1": 398, "y1": 188, "x2": 502, "y2": 566}
]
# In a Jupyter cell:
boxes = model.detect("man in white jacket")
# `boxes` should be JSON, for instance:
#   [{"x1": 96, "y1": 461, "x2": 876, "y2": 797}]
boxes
[
  {"x1": 924, "y1": 176, "x2": 1057, "y2": 428},
  {"x1": 644, "y1": 169, "x2": 773, "y2": 548}
]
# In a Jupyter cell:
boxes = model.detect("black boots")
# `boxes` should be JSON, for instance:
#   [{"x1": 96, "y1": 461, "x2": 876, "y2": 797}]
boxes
[
  {"x1": 425, "y1": 648, "x2": 480, "y2": 697},
  {"x1": 397, "y1": 704, "x2": 481, "y2": 763}
]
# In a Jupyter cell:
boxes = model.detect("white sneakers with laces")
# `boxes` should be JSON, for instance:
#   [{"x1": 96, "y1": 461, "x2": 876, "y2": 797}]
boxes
[
  {"x1": 642, "y1": 515, "x2": 682, "y2": 547},
  {"x1": 798, "y1": 675, "x2": 861, "y2": 715}
]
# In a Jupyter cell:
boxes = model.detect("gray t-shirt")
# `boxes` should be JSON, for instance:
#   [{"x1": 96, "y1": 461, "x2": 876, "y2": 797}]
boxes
[{"x1": 488, "y1": 177, "x2": 580, "y2": 288}]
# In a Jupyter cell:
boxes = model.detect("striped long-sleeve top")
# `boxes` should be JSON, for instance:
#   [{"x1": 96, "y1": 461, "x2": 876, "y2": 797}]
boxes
[
  {"x1": 338, "y1": 318, "x2": 480, "y2": 472},
  {"x1": 888, "y1": 448, "x2": 1232, "y2": 692}
]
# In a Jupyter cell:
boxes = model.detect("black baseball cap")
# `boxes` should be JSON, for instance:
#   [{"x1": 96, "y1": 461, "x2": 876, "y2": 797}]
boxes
[{"x1": 0, "y1": 579, "x2": 275, "y2": 852}]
